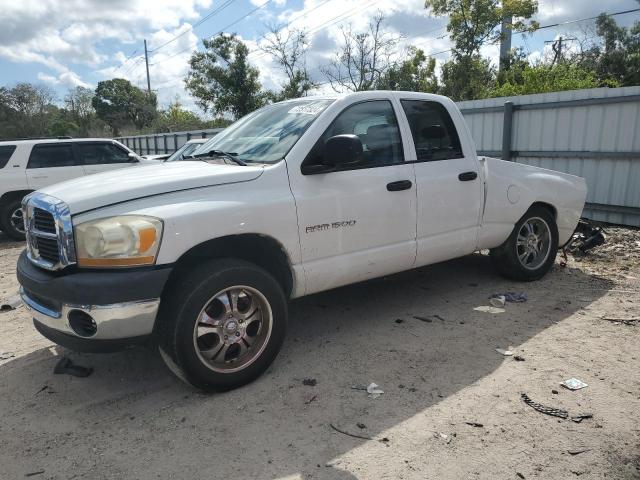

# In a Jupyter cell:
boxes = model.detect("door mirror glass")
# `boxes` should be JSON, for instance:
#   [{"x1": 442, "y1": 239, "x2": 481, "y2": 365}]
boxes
[
  {"x1": 128, "y1": 152, "x2": 140, "y2": 162},
  {"x1": 324, "y1": 134, "x2": 363, "y2": 167}
]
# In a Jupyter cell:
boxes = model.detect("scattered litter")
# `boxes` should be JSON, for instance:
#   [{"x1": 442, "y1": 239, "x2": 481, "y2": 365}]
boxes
[
  {"x1": 413, "y1": 315, "x2": 432, "y2": 323},
  {"x1": 516, "y1": 473, "x2": 525, "y2": 479},
  {"x1": 571, "y1": 414, "x2": 593, "y2": 424},
  {"x1": 560, "y1": 378, "x2": 588, "y2": 391},
  {"x1": 434, "y1": 432, "x2": 452, "y2": 444},
  {"x1": 366, "y1": 383, "x2": 384, "y2": 399},
  {"x1": 53, "y1": 357, "x2": 93, "y2": 378},
  {"x1": 0, "y1": 294, "x2": 21, "y2": 311},
  {"x1": 521, "y1": 393, "x2": 569, "y2": 419},
  {"x1": 568, "y1": 448, "x2": 591, "y2": 455},
  {"x1": 329, "y1": 423, "x2": 378, "y2": 441},
  {"x1": 490, "y1": 292, "x2": 527, "y2": 304},
  {"x1": 514, "y1": 355, "x2": 525, "y2": 362},
  {"x1": 489, "y1": 295, "x2": 506, "y2": 308},
  {"x1": 34, "y1": 385, "x2": 49, "y2": 395},
  {"x1": 565, "y1": 219, "x2": 606, "y2": 255},
  {"x1": 465, "y1": 422, "x2": 484, "y2": 428},
  {"x1": 351, "y1": 384, "x2": 368, "y2": 391},
  {"x1": 302, "y1": 378, "x2": 317, "y2": 387},
  {"x1": 602, "y1": 317, "x2": 639, "y2": 326},
  {"x1": 552, "y1": 389, "x2": 559, "y2": 395},
  {"x1": 473, "y1": 305, "x2": 505, "y2": 314},
  {"x1": 356, "y1": 422, "x2": 366, "y2": 429},
  {"x1": 304, "y1": 395, "x2": 317, "y2": 405},
  {"x1": 0, "y1": 351, "x2": 15, "y2": 360},
  {"x1": 394, "y1": 318, "x2": 404, "y2": 324},
  {"x1": 495, "y1": 348, "x2": 514, "y2": 356},
  {"x1": 25, "y1": 470, "x2": 45, "y2": 477},
  {"x1": 433, "y1": 314, "x2": 445, "y2": 322}
]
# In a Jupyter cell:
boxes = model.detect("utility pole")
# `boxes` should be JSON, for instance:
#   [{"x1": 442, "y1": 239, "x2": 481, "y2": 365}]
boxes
[
  {"x1": 545, "y1": 36, "x2": 577, "y2": 65},
  {"x1": 143, "y1": 39, "x2": 151, "y2": 93},
  {"x1": 499, "y1": 15, "x2": 512, "y2": 72}
]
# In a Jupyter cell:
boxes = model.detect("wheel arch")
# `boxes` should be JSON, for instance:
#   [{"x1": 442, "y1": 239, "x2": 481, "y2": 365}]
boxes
[
  {"x1": 166, "y1": 233, "x2": 295, "y2": 298},
  {"x1": 529, "y1": 201, "x2": 557, "y2": 220},
  {"x1": 0, "y1": 190, "x2": 33, "y2": 206}
]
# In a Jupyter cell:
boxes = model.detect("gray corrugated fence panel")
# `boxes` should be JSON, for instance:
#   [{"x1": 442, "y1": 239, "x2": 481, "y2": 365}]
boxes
[
  {"x1": 115, "y1": 128, "x2": 224, "y2": 154},
  {"x1": 458, "y1": 86, "x2": 640, "y2": 226}
]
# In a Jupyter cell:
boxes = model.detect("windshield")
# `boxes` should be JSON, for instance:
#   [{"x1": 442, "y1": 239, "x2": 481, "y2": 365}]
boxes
[
  {"x1": 166, "y1": 141, "x2": 205, "y2": 161},
  {"x1": 192, "y1": 98, "x2": 335, "y2": 164}
]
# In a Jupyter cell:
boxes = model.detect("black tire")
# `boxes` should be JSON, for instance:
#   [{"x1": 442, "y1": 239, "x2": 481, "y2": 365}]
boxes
[
  {"x1": 490, "y1": 205, "x2": 558, "y2": 281},
  {"x1": 156, "y1": 258, "x2": 288, "y2": 392},
  {"x1": 0, "y1": 199, "x2": 26, "y2": 241}
]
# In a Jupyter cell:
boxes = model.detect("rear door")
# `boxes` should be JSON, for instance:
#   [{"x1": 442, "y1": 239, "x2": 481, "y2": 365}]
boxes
[
  {"x1": 77, "y1": 141, "x2": 134, "y2": 175},
  {"x1": 398, "y1": 98, "x2": 483, "y2": 266},
  {"x1": 26, "y1": 143, "x2": 85, "y2": 190}
]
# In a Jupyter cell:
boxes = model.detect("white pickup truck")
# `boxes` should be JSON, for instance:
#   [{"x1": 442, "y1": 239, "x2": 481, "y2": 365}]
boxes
[{"x1": 17, "y1": 91, "x2": 587, "y2": 391}]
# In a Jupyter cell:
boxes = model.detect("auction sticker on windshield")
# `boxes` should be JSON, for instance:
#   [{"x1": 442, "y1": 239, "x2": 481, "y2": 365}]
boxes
[{"x1": 288, "y1": 102, "x2": 330, "y2": 115}]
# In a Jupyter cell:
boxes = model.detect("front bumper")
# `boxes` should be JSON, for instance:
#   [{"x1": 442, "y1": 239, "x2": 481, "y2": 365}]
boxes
[{"x1": 17, "y1": 250, "x2": 172, "y2": 352}]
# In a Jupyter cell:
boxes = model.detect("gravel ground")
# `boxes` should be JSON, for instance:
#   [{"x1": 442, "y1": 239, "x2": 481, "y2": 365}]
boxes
[{"x1": 0, "y1": 230, "x2": 639, "y2": 480}]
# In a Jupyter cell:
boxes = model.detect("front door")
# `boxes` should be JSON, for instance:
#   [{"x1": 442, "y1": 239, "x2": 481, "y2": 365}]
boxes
[
  {"x1": 289, "y1": 99, "x2": 417, "y2": 295},
  {"x1": 77, "y1": 141, "x2": 134, "y2": 175},
  {"x1": 398, "y1": 98, "x2": 483, "y2": 266}
]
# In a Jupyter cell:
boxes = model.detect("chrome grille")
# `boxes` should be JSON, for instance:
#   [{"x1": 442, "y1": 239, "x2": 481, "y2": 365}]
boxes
[{"x1": 24, "y1": 193, "x2": 76, "y2": 271}]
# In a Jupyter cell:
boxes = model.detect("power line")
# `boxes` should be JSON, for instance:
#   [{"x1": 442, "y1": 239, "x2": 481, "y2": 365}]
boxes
[
  {"x1": 515, "y1": 7, "x2": 640, "y2": 35},
  {"x1": 206, "y1": 0, "x2": 272, "y2": 40},
  {"x1": 148, "y1": 0, "x2": 237, "y2": 52},
  {"x1": 113, "y1": 49, "x2": 139, "y2": 73}
]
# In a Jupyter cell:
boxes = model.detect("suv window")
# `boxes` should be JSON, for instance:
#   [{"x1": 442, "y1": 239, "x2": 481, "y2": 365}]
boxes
[
  {"x1": 305, "y1": 100, "x2": 404, "y2": 169},
  {"x1": 77, "y1": 142, "x2": 130, "y2": 165},
  {"x1": 27, "y1": 144, "x2": 79, "y2": 169},
  {"x1": 400, "y1": 100, "x2": 463, "y2": 161},
  {"x1": 0, "y1": 145, "x2": 16, "y2": 168}
]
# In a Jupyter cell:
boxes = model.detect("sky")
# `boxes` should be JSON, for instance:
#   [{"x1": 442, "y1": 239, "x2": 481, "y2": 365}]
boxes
[{"x1": 0, "y1": 0, "x2": 638, "y2": 114}]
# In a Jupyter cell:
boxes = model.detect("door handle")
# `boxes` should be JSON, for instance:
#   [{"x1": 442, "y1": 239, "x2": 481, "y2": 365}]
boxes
[
  {"x1": 387, "y1": 180, "x2": 412, "y2": 191},
  {"x1": 458, "y1": 171, "x2": 478, "y2": 181}
]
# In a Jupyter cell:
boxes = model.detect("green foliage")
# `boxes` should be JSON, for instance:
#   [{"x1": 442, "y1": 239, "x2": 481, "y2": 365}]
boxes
[
  {"x1": 152, "y1": 98, "x2": 204, "y2": 132},
  {"x1": 0, "y1": 83, "x2": 58, "y2": 139},
  {"x1": 440, "y1": 54, "x2": 494, "y2": 100},
  {"x1": 424, "y1": 0, "x2": 538, "y2": 57},
  {"x1": 92, "y1": 78, "x2": 158, "y2": 136},
  {"x1": 375, "y1": 47, "x2": 439, "y2": 92},
  {"x1": 489, "y1": 63, "x2": 605, "y2": 97},
  {"x1": 185, "y1": 34, "x2": 266, "y2": 119}
]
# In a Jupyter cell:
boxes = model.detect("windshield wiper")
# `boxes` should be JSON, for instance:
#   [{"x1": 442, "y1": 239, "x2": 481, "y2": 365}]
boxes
[{"x1": 193, "y1": 149, "x2": 246, "y2": 166}]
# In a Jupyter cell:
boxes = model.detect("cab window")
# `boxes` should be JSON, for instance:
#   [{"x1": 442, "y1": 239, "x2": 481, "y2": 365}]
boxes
[
  {"x1": 27, "y1": 144, "x2": 79, "y2": 168},
  {"x1": 400, "y1": 100, "x2": 463, "y2": 161},
  {"x1": 77, "y1": 142, "x2": 130, "y2": 165},
  {"x1": 305, "y1": 100, "x2": 404, "y2": 169}
]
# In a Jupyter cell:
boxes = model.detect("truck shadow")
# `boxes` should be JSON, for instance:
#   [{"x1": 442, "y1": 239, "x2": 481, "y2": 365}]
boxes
[{"x1": 0, "y1": 253, "x2": 614, "y2": 479}]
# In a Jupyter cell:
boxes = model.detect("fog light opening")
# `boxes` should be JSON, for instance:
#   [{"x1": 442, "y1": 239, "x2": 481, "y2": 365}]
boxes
[{"x1": 68, "y1": 309, "x2": 97, "y2": 337}]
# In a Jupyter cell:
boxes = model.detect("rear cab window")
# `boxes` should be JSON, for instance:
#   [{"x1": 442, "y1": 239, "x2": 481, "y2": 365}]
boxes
[
  {"x1": 27, "y1": 143, "x2": 80, "y2": 168},
  {"x1": 400, "y1": 100, "x2": 463, "y2": 161},
  {"x1": 0, "y1": 145, "x2": 17, "y2": 168}
]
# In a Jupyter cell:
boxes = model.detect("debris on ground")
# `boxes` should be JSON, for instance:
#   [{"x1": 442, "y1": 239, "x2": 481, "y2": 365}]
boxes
[
  {"x1": 473, "y1": 305, "x2": 505, "y2": 314},
  {"x1": 302, "y1": 378, "x2": 317, "y2": 386},
  {"x1": 356, "y1": 423, "x2": 366, "y2": 429},
  {"x1": 489, "y1": 295, "x2": 506, "y2": 308},
  {"x1": 571, "y1": 414, "x2": 593, "y2": 424},
  {"x1": 490, "y1": 292, "x2": 528, "y2": 305},
  {"x1": 304, "y1": 395, "x2": 317, "y2": 405},
  {"x1": 25, "y1": 470, "x2": 45, "y2": 477},
  {"x1": 394, "y1": 318, "x2": 404, "y2": 324},
  {"x1": 329, "y1": 423, "x2": 384, "y2": 442},
  {"x1": 53, "y1": 357, "x2": 93, "y2": 378},
  {"x1": 560, "y1": 378, "x2": 588, "y2": 391},
  {"x1": 413, "y1": 315, "x2": 432, "y2": 323},
  {"x1": 434, "y1": 432, "x2": 452, "y2": 444},
  {"x1": 521, "y1": 393, "x2": 569, "y2": 419},
  {"x1": 601, "y1": 317, "x2": 639, "y2": 326},
  {"x1": 465, "y1": 422, "x2": 484, "y2": 428},
  {"x1": 0, "y1": 351, "x2": 15, "y2": 360},
  {"x1": 568, "y1": 448, "x2": 591, "y2": 455},
  {"x1": 0, "y1": 294, "x2": 21, "y2": 311},
  {"x1": 514, "y1": 355, "x2": 525, "y2": 362},
  {"x1": 495, "y1": 348, "x2": 514, "y2": 356},
  {"x1": 366, "y1": 383, "x2": 384, "y2": 399},
  {"x1": 565, "y1": 219, "x2": 606, "y2": 255},
  {"x1": 552, "y1": 389, "x2": 559, "y2": 394}
]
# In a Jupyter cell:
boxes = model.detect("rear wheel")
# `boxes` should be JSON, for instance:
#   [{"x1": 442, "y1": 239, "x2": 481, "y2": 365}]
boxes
[
  {"x1": 156, "y1": 258, "x2": 287, "y2": 391},
  {"x1": 490, "y1": 205, "x2": 558, "y2": 281},
  {"x1": 0, "y1": 200, "x2": 26, "y2": 241}
]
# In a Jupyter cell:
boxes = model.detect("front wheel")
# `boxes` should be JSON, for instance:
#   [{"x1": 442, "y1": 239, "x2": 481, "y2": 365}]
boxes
[
  {"x1": 490, "y1": 205, "x2": 558, "y2": 281},
  {"x1": 156, "y1": 258, "x2": 287, "y2": 391},
  {"x1": 0, "y1": 200, "x2": 26, "y2": 241}
]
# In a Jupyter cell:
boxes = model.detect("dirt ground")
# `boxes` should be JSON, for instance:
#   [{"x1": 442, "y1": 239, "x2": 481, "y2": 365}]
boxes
[{"x1": 0, "y1": 228, "x2": 639, "y2": 480}]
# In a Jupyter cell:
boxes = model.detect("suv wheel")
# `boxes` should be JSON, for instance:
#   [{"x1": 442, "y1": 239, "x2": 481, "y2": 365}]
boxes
[
  {"x1": 157, "y1": 258, "x2": 287, "y2": 391},
  {"x1": 1, "y1": 200, "x2": 26, "y2": 241},
  {"x1": 490, "y1": 205, "x2": 558, "y2": 281}
]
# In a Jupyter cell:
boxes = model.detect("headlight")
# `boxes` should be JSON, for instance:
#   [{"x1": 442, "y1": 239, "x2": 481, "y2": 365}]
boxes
[{"x1": 75, "y1": 216, "x2": 163, "y2": 268}]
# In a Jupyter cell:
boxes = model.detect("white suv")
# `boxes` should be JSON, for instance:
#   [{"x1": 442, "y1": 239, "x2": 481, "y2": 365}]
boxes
[{"x1": 0, "y1": 137, "x2": 146, "y2": 240}]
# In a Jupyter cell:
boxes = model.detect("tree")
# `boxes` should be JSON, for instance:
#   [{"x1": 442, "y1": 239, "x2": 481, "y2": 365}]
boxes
[
  {"x1": 440, "y1": 54, "x2": 494, "y2": 100},
  {"x1": 92, "y1": 78, "x2": 157, "y2": 136},
  {"x1": 152, "y1": 97, "x2": 204, "y2": 132},
  {"x1": 261, "y1": 26, "x2": 315, "y2": 100},
  {"x1": 0, "y1": 83, "x2": 58, "y2": 138},
  {"x1": 321, "y1": 13, "x2": 401, "y2": 91},
  {"x1": 375, "y1": 47, "x2": 439, "y2": 92},
  {"x1": 64, "y1": 86, "x2": 96, "y2": 136},
  {"x1": 424, "y1": 0, "x2": 539, "y2": 58},
  {"x1": 185, "y1": 34, "x2": 266, "y2": 118}
]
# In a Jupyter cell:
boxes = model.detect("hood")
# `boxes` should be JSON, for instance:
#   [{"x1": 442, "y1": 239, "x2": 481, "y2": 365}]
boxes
[{"x1": 39, "y1": 161, "x2": 264, "y2": 214}]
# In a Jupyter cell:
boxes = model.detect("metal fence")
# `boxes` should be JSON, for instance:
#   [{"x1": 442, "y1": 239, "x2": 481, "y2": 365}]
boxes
[
  {"x1": 458, "y1": 86, "x2": 640, "y2": 227},
  {"x1": 116, "y1": 128, "x2": 224, "y2": 156},
  {"x1": 118, "y1": 87, "x2": 640, "y2": 227}
]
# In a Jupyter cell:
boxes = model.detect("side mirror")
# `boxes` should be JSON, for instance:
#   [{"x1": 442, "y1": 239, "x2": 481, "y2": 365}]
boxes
[
  {"x1": 128, "y1": 152, "x2": 140, "y2": 163},
  {"x1": 324, "y1": 134, "x2": 363, "y2": 167}
]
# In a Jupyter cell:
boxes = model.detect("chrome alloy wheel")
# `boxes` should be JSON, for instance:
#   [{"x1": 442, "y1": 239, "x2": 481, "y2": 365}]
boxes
[
  {"x1": 193, "y1": 286, "x2": 273, "y2": 373},
  {"x1": 516, "y1": 216, "x2": 552, "y2": 270},
  {"x1": 11, "y1": 207, "x2": 25, "y2": 234}
]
